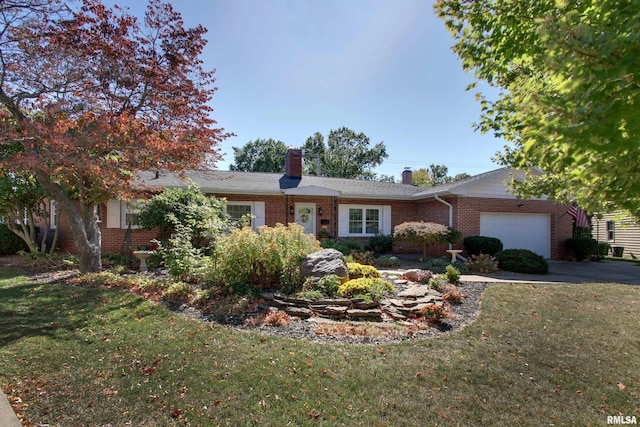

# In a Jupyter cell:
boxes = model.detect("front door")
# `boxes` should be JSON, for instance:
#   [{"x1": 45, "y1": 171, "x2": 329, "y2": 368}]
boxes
[{"x1": 295, "y1": 203, "x2": 316, "y2": 235}]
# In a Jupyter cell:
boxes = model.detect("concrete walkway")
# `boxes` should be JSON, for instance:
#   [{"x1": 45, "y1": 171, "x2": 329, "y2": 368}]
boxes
[{"x1": 0, "y1": 389, "x2": 20, "y2": 427}]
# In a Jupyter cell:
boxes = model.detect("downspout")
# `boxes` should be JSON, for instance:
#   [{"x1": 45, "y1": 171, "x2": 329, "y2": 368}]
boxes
[{"x1": 434, "y1": 194, "x2": 453, "y2": 250}]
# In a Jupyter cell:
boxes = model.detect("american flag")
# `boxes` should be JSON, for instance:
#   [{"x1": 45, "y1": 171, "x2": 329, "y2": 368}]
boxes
[{"x1": 567, "y1": 205, "x2": 590, "y2": 228}]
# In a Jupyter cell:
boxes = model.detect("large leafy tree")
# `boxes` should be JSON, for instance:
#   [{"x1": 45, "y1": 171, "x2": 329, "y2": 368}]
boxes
[
  {"x1": 0, "y1": 0, "x2": 229, "y2": 272},
  {"x1": 436, "y1": 0, "x2": 640, "y2": 218},
  {"x1": 302, "y1": 127, "x2": 388, "y2": 180},
  {"x1": 412, "y1": 164, "x2": 470, "y2": 187},
  {"x1": 229, "y1": 138, "x2": 287, "y2": 172}
]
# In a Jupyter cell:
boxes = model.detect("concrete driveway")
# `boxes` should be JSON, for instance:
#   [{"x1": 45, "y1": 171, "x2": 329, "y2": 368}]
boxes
[{"x1": 462, "y1": 260, "x2": 640, "y2": 285}]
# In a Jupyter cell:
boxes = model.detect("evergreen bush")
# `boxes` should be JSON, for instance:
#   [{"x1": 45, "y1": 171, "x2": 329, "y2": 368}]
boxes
[
  {"x1": 494, "y1": 249, "x2": 549, "y2": 274},
  {"x1": 564, "y1": 237, "x2": 599, "y2": 261},
  {"x1": 463, "y1": 235, "x2": 504, "y2": 256},
  {"x1": 0, "y1": 224, "x2": 29, "y2": 255}
]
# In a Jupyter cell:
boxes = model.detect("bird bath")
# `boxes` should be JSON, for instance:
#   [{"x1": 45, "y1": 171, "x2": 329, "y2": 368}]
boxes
[{"x1": 133, "y1": 250, "x2": 155, "y2": 272}]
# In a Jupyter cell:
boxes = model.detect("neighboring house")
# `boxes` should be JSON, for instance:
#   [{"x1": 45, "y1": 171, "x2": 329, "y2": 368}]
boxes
[
  {"x1": 593, "y1": 211, "x2": 640, "y2": 259},
  {"x1": 53, "y1": 149, "x2": 574, "y2": 259}
]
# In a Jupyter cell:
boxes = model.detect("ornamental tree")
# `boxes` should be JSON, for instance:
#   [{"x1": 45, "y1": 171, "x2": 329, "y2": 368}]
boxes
[
  {"x1": 393, "y1": 221, "x2": 462, "y2": 260},
  {"x1": 436, "y1": 0, "x2": 640, "y2": 218},
  {"x1": 0, "y1": 0, "x2": 230, "y2": 272}
]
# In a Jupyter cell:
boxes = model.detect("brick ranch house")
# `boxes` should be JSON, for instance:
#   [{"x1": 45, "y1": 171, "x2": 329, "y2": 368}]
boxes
[{"x1": 52, "y1": 148, "x2": 573, "y2": 259}]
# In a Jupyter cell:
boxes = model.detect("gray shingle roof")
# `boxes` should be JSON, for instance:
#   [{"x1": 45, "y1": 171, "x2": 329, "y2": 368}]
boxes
[{"x1": 136, "y1": 167, "x2": 515, "y2": 200}]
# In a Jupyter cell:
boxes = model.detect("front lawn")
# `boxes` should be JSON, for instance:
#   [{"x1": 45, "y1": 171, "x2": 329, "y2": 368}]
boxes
[{"x1": 1, "y1": 267, "x2": 638, "y2": 426}]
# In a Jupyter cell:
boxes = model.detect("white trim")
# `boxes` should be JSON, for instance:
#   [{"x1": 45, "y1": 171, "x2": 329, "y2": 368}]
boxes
[
  {"x1": 50, "y1": 200, "x2": 57, "y2": 229},
  {"x1": 226, "y1": 201, "x2": 265, "y2": 230}
]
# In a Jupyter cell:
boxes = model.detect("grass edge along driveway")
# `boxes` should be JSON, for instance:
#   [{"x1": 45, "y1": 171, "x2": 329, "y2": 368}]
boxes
[{"x1": 1, "y1": 267, "x2": 638, "y2": 426}]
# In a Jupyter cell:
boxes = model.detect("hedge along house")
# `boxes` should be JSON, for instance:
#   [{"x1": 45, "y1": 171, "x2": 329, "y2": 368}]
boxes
[{"x1": 54, "y1": 148, "x2": 573, "y2": 259}]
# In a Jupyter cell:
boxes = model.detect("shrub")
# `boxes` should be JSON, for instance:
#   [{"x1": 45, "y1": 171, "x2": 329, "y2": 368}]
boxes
[
  {"x1": 443, "y1": 291, "x2": 467, "y2": 305},
  {"x1": 565, "y1": 237, "x2": 599, "y2": 261},
  {"x1": 347, "y1": 262, "x2": 381, "y2": 279},
  {"x1": 350, "y1": 250, "x2": 376, "y2": 265},
  {"x1": 367, "y1": 233, "x2": 393, "y2": 255},
  {"x1": 463, "y1": 235, "x2": 504, "y2": 256},
  {"x1": 465, "y1": 254, "x2": 499, "y2": 273},
  {"x1": 393, "y1": 221, "x2": 462, "y2": 259},
  {"x1": 0, "y1": 224, "x2": 30, "y2": 255},
  {"x1": 296, "y1": 290, "x2": 324, "y2": 301},
  {"x1": 593, "y1": 242, "x2": 610, "y2": 261},
  {"x1": 445, "y1": 264, "x2": 460, "y2": 283},
  {"x1": 418, "y1": 304, "x2": 449, "y2": 323},
  {"x1": 423, "y1": 257, "x2": 469, "y2": 274},
  {"x1": 320, "y1": 238, "x2": 364, "y2": 255},
  {"x1": 210, "y1": 223, "x2": 321, "y2": 292},
  {"x1": 376, "y1": 255, "x2": 399, "y2": 268},
  {"x1": 302, "y1": 274, "x2": 342, "y2": 297},
  {"x1": 162, "y1": 281, "x2": 193, "y2": 302},
  {"x1": 337, "y1": 277, "x2": 394, "y2": 302},
  {"x1": 156, "y1": 224, "x2": 208, "y2": 280},
  {"x1": 494, "y1": 249, "x2": 549, "y2": 274}
]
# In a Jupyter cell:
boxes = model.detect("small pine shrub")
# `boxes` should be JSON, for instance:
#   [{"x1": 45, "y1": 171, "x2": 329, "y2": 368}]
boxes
[
  {"x1": 465, "y1": 254, "x2": 499, "y2": 273},
  {"x1": 463, "y1": 235, "x2": 504, "y2": 256},
  {"x1": 445, "y1": 264, "x2": 460, "y2": 283},
  {"x1": 367, "y1": 233, "x2": 393, "y2": 255},
  {"x1": 337, "y1": 277, "x2": 394, "y2": 302},
  {"x1": 565, "y1": 237, "x2": 598, "y2": 261},
  {"x1": 296, "y1": 290, "x2": 324, "y2": 301},
  {"x1": 376, "y1": 255, "x2": 399, "y2": 268},
  {"x1": 347, "y1": 262, "x2": 381, "y2": 279},
  {"x1": 495, "y1": 249, "x2": 549, "y2": 274},
  {"x1": 443, "y1": 291, "x2": 467, "y2": 305},
  {"x1": 593, "y1": 242, "x2": 610, "y2": 261},
  {"x1": 423, "y1": 257, "x2": 469, "y2": 274},
  {"x1": 316, "y1": 274, "x2": 341, "y2": 297},
  {"x1": 350, "y1": 250, "x2": 376, "y2": 265},
  {"x1": 418, "y1": 304, "x2": 448, "y2": 323},
  {"x1": 428, "y1": 277, "x2": 444, "y2": 292}
]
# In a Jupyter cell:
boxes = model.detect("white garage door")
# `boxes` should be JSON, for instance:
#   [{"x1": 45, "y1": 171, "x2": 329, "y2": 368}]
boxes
[{"x1": 480, "y1": 213, "x2": 551, "y2": 258}]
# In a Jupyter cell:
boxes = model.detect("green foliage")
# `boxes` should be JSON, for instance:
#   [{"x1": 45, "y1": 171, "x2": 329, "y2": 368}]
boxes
[
  {"x1": 162, "y1": 281, "x2": 193, "y2": 302},
  {"x1": 0, "y1": 224, "x2": 29, "y2": 255},
  {"x1": 463, "y1": 236, "x2": 504, "y2": 256},
  {"x1": 393, "y1": 221, "x2": 461, "y2": 259},
  {"x1": 445, "y1": 264, "x2": 461, "y2": 283},
  {"x1": 367, "y1": 233, "x2": 393, "y2": 255},
  {"x1": 136, "y1": 185, "x2": 230, "y2": 247},
  {"x1": 337, "y1": 277, "x2": 394, "y2": 302},
  {"x1": 302, "y1": 127, "x2": 388, "y2": 180},
  {"x1": 229, "y1": 138, "x2": 288, "y2": 172},
  {"x1": 495, "y1": 249, "x2": 549, "y2": 274},
  {"x1": 564, "y1": 237, "x2": 599, "y2": 262},
  {"x1": 156, "y1": 225, "x2": 208, "y2": 280},
  {"x1": 210, "y1": 223, "x2": 321, "y2": 292},
  {"x1": 376, "y1": 255, "x2": 399, "y2": 268},
  {"x1": 465, "y1": 254, "x2": 499, "y2": 273},
  {"x1": 302, "y1": 274, "x2": 341, "y2": 297},
  {"x1": 347, "y1": 262, "x2": 381, "y2": 279},
  {"x1": 295, "y1": 290, "x2": 324, "y2": 301},
  {"x1": 436, "y1": 0, "x2": 640, "y2": 218},
  {"x1": 411, "y1": 164, "x2": 470, "y2": 187},
  {"x1": 423, "y1": 257, "x2": 470, "y2": 274},
  {"x1": 593, "y1": 242, "x2": 610, "y2": 262},
  {"x1": 320, "y1": 238, "x2": 364, "y2": 255}
]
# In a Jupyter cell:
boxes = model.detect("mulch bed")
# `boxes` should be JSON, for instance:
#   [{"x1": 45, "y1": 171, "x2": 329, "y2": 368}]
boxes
[{"x1": 1, "y1": 254, "x2": 491, "y2": 345}]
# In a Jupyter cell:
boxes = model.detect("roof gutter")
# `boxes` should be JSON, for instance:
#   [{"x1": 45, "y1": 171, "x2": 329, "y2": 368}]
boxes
[{"x1": 434, "y1": 193, "x2": 453, "y2": 250}]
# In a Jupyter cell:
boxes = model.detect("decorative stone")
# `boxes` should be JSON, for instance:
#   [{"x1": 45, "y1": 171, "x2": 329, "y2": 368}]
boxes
[
  {"x1": 397, "y1": 285, "x2": 440, "y2": 299},
  {"x1": 393, "y1": 279, "x2": 409, "y2": 285},
  {"x1": 353, "y1": 301, "x2": 380, "y2": 309},
  {"x1": 283, "y1": 306, "x2": 314, "y2": 318},
  {"x1": 400, "y1": 269, "x2": 422, "y2": 281},
  {"x1": 300, "y1": 249, "x2": 349, "y2": 280},
  {"x1": 314, "y1": 305, "x2": 349, "y2": 316},
  {"x1": 313, "y1": 298, "x2": 351, "y2": 306},
  {"x1": 347, "y1": 309, "x2": 383, "y2": 321}
]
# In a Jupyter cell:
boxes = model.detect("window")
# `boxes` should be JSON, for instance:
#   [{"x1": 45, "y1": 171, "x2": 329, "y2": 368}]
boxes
[
  {"x1": 340, "y1": 205, "x2": 390, "y2": 237},
  {"x1": 122, "y1": 200, "x2": 141, "y2": 228},
  {"x1": 606, "y1": 221, "x2": 615, "y2": 241},
  {"x1": 225, "y1": 201, "x2": 266, "y2": 230},
  {"x1": 227, "y1": 203, "x2": 253, "y2": 226},
  {"x1": 50, "y1": 201, "x2": 58, "y2": 229}
]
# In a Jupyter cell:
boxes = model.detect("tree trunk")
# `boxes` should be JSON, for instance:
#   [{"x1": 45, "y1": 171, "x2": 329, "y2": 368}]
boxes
[{"x1": 34, "y1": 171, "x2": 102, "y2": 272}]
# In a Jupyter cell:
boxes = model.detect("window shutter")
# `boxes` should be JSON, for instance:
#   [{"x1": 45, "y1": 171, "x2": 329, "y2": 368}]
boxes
[
  {"x1": 382, "y1": 205, "x2": 392, "y2": 234},
  {"x1": 338, "y1": 205, "x2": 349, "y2": 237},
  {"x1": 253, "y1": 202, "x2": 265, "y2": 229},
  {"x1": 106, "y1": 200, "x2": 121, "y2": 229}
]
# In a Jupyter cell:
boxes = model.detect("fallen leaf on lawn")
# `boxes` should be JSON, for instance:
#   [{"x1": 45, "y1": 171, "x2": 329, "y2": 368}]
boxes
[
  {"x1": 576, "y1": 390, "x2": 583, "y2": 396},
  {"x1": 618, "y1": 383, "x2": 626, "y2": 390}
]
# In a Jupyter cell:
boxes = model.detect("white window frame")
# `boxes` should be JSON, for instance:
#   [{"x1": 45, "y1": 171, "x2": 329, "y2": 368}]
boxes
[
  {"x1": 606, "y1": 220, "x2": 615, "y2": 242},
  {"x1": 226, "y1": 201, "x2": 265, "y2": 230},
  {"x1": 338, "y1": 205, "x2": 391, "y2": 237}
]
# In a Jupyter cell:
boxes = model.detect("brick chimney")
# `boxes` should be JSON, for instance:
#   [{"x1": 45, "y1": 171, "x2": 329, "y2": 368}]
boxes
[
  {"x1": 285, "y1": 148, "x2": 302, "y2": 178},
  {"x1": 401, "y1": 167, "x2": 413, "y2": 185}
]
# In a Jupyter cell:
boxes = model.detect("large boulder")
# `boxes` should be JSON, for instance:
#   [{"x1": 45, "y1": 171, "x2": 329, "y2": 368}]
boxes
[{"x1": 301, "y1": 249, "x2": 349, "y2": 280}]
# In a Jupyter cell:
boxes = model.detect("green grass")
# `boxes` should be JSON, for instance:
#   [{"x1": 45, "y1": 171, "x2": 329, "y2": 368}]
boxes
[{"x1": 1, "y1": 268, "x2": 639, "y2": 426}]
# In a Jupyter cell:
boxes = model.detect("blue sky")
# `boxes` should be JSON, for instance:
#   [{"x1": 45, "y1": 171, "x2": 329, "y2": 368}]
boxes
[{"x1": 110, "y1": 0, "x2": 506, "y2": 181}]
